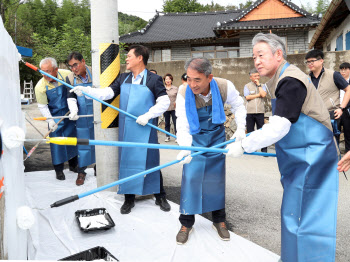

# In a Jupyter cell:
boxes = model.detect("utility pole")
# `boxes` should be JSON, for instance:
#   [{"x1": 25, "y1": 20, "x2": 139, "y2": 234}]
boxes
[{"x1": 91, "y1": 0, "x2": 119, "y2": 190}]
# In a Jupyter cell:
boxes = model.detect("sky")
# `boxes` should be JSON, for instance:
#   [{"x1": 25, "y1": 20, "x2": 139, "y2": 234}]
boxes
[{"x1": 118, "y1": 0, "x2": 315, "y2": 21}]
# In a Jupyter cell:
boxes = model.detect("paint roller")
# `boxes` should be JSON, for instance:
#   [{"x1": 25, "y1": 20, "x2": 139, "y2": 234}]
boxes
[{"x1": 20, "y1": 60, "x2": 176, "y2": 139}]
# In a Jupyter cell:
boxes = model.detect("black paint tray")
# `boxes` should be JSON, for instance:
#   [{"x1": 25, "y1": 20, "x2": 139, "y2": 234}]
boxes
[
  {"x1": 75, "y1": 208, "x2": 115, "y2": 232},
  {"x1": 60, "y1": 246, "x2": 118, "y2": 261}
]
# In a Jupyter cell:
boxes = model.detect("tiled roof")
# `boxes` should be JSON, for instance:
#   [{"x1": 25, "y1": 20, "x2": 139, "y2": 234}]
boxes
[
  {"x1": 120, "y1": 0, "x2": 319, "y2": 44},
  {"x1": 120, "y1": 10, "x2": 242, "y2": 44},
  {"x1": 214, "y1": 16, "x2": 320, "y2": 31}
]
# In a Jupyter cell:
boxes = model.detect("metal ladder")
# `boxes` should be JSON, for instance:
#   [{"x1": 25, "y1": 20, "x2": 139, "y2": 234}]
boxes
[{"x1": 23, "y1": 80, "x2": 35, "y2": 103}]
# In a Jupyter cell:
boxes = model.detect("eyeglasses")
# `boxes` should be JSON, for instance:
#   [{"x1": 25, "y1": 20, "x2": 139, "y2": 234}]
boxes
[
  {"x1": 68, "y1": 62, "x2": 79, "y2": 69},
  {"x1": 305, "y1": 59, "x2": 320, "y2": 65}
]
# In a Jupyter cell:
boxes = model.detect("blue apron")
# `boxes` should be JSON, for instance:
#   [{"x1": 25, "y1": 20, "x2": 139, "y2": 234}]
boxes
[
  {"x1": 74, "y1": 67, "x2": 95, "y2": 168},
  {"x1": 46, "y1": 72, "x2": 77, "y2": 165},
  {"x1": 180, "y1": 106, "x2": 226, "y2": 215},
  {"x1": 273, "y1": 64, "x2": 339, "y2": 262},
  {"x1": 117, "y1": 71, "x2": 160, "y2": 195}
]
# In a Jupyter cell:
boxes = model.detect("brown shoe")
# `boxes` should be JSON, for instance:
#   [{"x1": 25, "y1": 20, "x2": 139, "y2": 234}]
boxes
[
  {"x1": 76, "y1": 173, "x2": 86, "y2": 186},
  {"x1": 176, "y1": 226, "x2": 193, "y2": 245},
  {"x1": 212, "y1": 222, "x2": 230, "y2": 241}
]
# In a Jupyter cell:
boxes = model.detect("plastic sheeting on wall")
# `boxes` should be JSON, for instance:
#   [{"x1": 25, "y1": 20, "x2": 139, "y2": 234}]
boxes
[{"x1": 0, "y1": 15, "x2": 27, "y2": 259}]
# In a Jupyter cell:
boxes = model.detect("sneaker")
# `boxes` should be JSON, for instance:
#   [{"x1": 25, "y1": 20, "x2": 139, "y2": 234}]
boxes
[
  {"x1": 212, "y1": 222, "x2": 230, "y2": 241},
  {"x1": 165, "y1": 137, "x2": 170, "y2": 142},
  {"x1": 176, "y1": 226, "x2": 193, "y2": 245}
]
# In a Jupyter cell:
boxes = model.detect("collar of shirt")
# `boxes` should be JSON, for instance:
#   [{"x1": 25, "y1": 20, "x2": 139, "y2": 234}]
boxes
[
  {"x1": 198, "y1": 89, "x2": 212, "y2": 103},
  {"x1": 309, "y1": 67, "x2": 325, "y2": 80},
  {"x1": 131, "y1": 69, "x2": 146, "y2": 85},
  {"x1": 78, "y1": 73, "x2": 89, "y2": 84}
]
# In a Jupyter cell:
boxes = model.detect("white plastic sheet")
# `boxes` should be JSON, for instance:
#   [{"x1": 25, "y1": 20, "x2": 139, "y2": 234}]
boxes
[
  {"x1": 0, "y1": 15, "x2": 27, "y2": 259},
  {"x1": 25, "y1": 168, "x2": 280, "y2": 261}
]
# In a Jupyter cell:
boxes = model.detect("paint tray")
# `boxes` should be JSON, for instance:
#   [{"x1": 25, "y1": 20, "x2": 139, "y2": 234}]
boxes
[
  {"x1": 75, "y1": 208, "x2": 115, "y2": 232},
  {"x1": 60, "y1": 246, "x2": 118, "y2": 261}
]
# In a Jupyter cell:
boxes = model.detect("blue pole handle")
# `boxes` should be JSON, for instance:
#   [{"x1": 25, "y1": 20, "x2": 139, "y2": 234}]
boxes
[
  {"x1": 37, "y1": 69, "x2": 176, "y2": 138},
  {"x1": 77, "y1": 138, "x2": 275, "y2": 199},
  {"x1": 87, "y1": 139, "x2": 277, "y2": 157}
]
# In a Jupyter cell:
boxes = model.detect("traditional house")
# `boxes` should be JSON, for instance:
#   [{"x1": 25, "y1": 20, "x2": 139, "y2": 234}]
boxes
[
  {"x1": 309, "y1": 0, "x2": 350, "y2": 51},
  {"x1": 120, "y1": 0, "x2": 320, "y2": 61}
]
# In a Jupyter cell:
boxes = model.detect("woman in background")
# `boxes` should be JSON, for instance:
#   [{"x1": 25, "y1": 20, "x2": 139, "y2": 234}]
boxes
[{"x1": 163, "y1": 73, "x2": 178, "y2": 142}]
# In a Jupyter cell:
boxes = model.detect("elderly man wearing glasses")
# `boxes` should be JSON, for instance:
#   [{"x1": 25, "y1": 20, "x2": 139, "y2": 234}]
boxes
[
  {"x1": 34, "y1": 57, "x2": 78, "y2": 181},
  {"x1": 305, "y1": 50, "x2": 350, "y2": 144}
]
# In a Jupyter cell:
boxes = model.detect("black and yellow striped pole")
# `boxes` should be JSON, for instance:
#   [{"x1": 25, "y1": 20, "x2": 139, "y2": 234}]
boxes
[{"x1": 99, "y1": 43, "x2": 120, "y2": 128}]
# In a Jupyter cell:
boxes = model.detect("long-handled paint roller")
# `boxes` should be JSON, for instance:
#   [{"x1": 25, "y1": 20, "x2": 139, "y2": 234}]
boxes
[
  {"x1": 49, "y1": 136, "x2": 275, "y2": 208},
  {"x1": 21, "y1": 60, "x2": 176, "y2": 139},
  {"x1": 41, "y1": 136, "x2": 277, "y2": 157},
  {"x1": 33, "y1": 115, "x2": 93, "y2": 121},
  {"x1": 23, "y1": 111, "x2": 70, "y2": 161}
]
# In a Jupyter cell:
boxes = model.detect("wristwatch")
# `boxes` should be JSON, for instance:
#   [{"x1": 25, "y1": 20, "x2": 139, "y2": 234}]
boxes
[
  {"x1": 257, "y1": 84, "x2": 262, "y2": 87},
  {"x1": 340, "y1": 107, "x2": 345, "y2": 112}
]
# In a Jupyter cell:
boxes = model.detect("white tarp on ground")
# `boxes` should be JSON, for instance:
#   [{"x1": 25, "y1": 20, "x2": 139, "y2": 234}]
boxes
[
  {"x1": 25, "y1": 168, "x2": 280, "y2": 262},
  {"x1": 0, "y1": 16, "x2": 27, "y2": 259}
]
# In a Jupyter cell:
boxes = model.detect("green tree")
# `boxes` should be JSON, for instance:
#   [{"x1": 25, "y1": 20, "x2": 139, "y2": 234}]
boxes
[
  {"x1": 163, "y1": 0, "x2": 204, "y2": 13},
  {"x1": 301, "y1": 0, "x2": 329, "y2": 14}
]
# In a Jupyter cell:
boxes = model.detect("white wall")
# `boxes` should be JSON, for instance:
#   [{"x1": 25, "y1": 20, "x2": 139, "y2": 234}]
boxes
[
  {"x1": 323, "y1": 15, "x2": 350, "y2": 52},
  {"x1": 0, "y1": 16, "x2": 27, "y2": 259}
]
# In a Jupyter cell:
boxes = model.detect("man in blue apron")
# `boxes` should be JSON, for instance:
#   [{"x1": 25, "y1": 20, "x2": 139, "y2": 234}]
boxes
[
  {"x1": 305, "y1": 50, "x2": 350, "y2": 145},
  {"x1": 175, "y1": 57, "x2": 247, "y2": 245},
  {"x1": 34, "y1": 57, "x2": 78, "y2": 180},
  {"x1": 66, "y1": 52, "x2": 95, "y2": 186},
  {"x1": 227, "y1": 33, "x2": 339, "y2": 262},
  {"x1": 70, "y1": 45, "x2": 171, "y2": 214}
]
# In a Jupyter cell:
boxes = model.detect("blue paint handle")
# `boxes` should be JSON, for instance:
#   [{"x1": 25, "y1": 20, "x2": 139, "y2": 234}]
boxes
[
  {"x1": 37, "y1": 69, "x2": 176, "y2": 138},
  {"x1": 23, "y1": 146, "x2": 29, "y2": 156}
]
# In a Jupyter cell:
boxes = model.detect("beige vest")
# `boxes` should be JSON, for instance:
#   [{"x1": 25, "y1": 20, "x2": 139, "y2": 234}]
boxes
[
  {"x1": 67, "y1": 65, "x2": 92, "y2": 85},
  {"x1": 316, "y1": 68, "x2": 339, "y2": 111},
  {"x1": 245, "y1": 81, "x2": 265, "y2": 114},
  {"x1": 178, "y1": 77, "x2": 228, "y2": 108},
  {"x1": 267, "y1": 61, "x2": 332, "y2": 132}
]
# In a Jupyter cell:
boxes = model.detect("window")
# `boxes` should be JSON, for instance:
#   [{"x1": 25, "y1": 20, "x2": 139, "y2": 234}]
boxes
[
  {"x1": 191, "y1": 45, "x2": 239, "y2": 58},
  {"x1": 336, "y1": 34, "x2": 343, "y2": 51},
  {"x1": 152, "y1": 48, "x2": 171, "y2": 62}
]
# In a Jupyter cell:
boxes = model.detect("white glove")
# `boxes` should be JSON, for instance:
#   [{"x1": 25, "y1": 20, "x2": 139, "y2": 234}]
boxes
[
  {"x1": 230, "y1": 128, "x2": 246, "y2": 142},
  {"x1": 225, "y1": 140, "x2": 244, "y2": 158},
  {"x1": 69, "y1": 111, "x2": 79, "y2": 121},
  {"x1": 49, "y1": 120, "x2": 58, "y2": 132},
  {"x1": 136, "y1": 113, "x2": 152, "y2": 126},
  {"x1": 70, "y1": 86, "x2": 91, "y2": 97},
  {"x1": 177, "y1": 150, "x2": 192, "y2": 164}
]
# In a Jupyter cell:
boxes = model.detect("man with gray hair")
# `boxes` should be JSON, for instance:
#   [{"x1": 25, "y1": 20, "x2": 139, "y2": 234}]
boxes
[
  {"x1": 226, "y1": 33, "x2": 339, "y2": 261},
  {"x1": 175, "y1": 57, "x2": 246, "y2": 244},
  {"x1": 243, "y1": 68, "x2": 267, "y2": 152},
  {"x1": 34, "y1": 57, "x2": 78, "y2": 181}
]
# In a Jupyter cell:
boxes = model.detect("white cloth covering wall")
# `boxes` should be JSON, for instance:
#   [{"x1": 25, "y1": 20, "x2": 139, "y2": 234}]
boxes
[{"x1": 0, "y1": 16, "x2": 27, "y2": 259}]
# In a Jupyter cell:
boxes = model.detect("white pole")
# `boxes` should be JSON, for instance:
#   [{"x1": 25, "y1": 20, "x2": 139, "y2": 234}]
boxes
[{"x1": 91, "y1": 0, "x2": 119, "y2": 190}]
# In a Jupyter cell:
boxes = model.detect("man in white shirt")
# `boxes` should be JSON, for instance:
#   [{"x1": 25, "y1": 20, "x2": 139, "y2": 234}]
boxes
[{"x1": 71, "y1": 45, "x2": 171, "y2": 214}]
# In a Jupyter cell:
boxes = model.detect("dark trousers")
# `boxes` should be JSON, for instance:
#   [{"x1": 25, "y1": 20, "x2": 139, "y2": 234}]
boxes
[
  {"x1": 179, "y1": 208, "x2": 226, "y2": 228},
  {"x1": 246, "y1": 113, "x2": 267, "y2": 152},
  {"x1": 164, "y1": 110, "x2": 176, "y2": 137},
  {"x1": 339, "y1": 111, "x2": 350, "y2": 153},
  {"x1": 124, "y1": 171, "x2": 166, "y2": 201},
  {"x1": 78, "y1": 165, "x2": 97, "y2": 175},
  {"x1": 53, "y1": 156, "x2": 78, "y2": 173}
]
